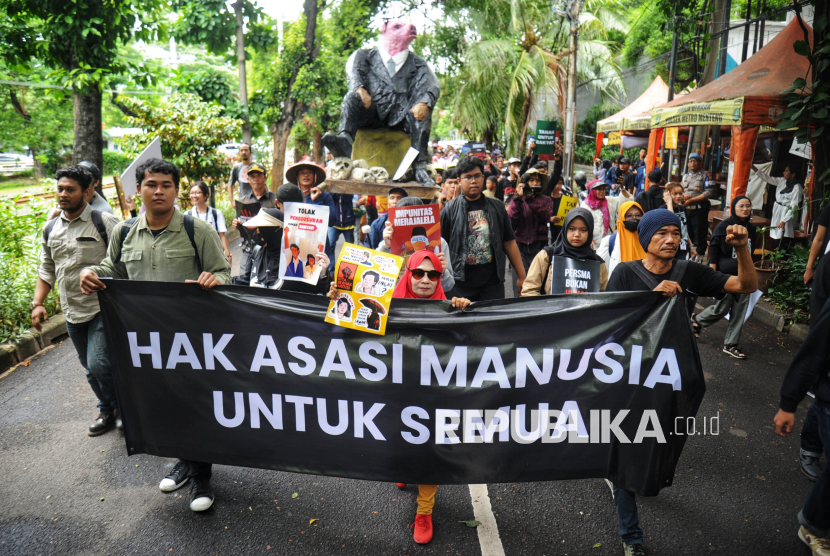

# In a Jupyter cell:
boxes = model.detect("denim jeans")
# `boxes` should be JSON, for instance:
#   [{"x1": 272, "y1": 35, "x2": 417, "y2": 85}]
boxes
[
  {"x1": 799, "y1": 402, "x2": 830, "y2": 537},
  {"x1": 326, "y1": 227, "x2": 354, "y2": 275},
  {"x1": 65, "y1": 313, "x2": 117, "y2": 415},
  {"x1": 801, "y1": 401, "x2": 824, "y2": 456},
  {"x1": 612, "y1": 484, "x2": 643, "y2": 545}
]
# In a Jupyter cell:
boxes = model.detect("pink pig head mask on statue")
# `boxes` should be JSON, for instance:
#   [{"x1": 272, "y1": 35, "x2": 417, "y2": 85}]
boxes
[{"x1": 380, "y1": 19, "x2": 418, "y2": 56}]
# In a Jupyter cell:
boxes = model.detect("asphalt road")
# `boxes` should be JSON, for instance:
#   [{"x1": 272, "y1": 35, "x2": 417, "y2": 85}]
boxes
[{"x1": 0, "y1": 245, "x2": 823, "y2": 556}]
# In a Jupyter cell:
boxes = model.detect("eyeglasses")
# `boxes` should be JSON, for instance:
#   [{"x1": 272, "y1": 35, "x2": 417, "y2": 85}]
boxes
[
  {"x1": 461, "y1": 173, "x2": 484, "y2": 182},
  {"x1": 409, "y1": 268, "x2": 442, "y2": 282}
]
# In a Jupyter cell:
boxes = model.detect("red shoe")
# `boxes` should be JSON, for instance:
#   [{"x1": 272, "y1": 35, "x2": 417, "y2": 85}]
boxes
[
  {"x1": 395, "y1": 483, "x2": 407, "y2": 489},
  {"x1": 413, "y1": 514, "x2": 433, "y2": 544}
]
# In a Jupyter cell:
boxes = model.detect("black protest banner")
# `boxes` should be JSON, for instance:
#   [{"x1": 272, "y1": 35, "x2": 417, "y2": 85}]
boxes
[
  {"x1": 550, "y1": 256, "x2": 601, "y2": 294},
  {"x1": 99, "y1": 282, "x2": 705, "y2": 496}
]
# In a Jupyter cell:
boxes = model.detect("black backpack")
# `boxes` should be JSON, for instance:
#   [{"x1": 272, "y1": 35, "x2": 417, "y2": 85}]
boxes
[
  {"x1": 113, "y1": 214, "x2": 201, "y2": 271},
  {"x1": 43, "y1": 209, "x2": 108, "y2": 245}
]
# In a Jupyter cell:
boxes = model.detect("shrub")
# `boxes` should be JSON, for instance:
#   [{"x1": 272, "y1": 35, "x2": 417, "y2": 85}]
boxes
[
  {"x1": 768, "y1": 246, "x2": 811, "y2": 324},
  {"x1": 0, "y1": 196, "x2": 60, "y2": 343},
  {"x1": 102, "y1": 150, "x2": 133, "y2": 176}
]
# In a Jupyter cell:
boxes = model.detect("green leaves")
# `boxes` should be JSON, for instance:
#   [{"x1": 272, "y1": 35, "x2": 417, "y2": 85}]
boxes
[
  {"x1": 793, "y1": 40, "x2": 811, "y2": 57},
  {"x1": 116, "y1": 93, "x2": 240, "y2": 186}
]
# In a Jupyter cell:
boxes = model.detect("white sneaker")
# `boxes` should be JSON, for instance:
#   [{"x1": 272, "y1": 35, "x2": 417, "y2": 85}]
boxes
[
  {"x1": 159, "y1": 461, "x2": 190, "y2": 492},
  {"x1": 799, "y1": 526, "x2": 830, "y2": 556}
]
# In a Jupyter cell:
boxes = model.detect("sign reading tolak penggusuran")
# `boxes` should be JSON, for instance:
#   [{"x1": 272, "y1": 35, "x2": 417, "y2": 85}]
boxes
[
  {"x1": 99, "y1": 281, "x2": 706, "y2": 496},
  {"x1": 549, "y1": 256, "x2": 601, "y2": 294}
]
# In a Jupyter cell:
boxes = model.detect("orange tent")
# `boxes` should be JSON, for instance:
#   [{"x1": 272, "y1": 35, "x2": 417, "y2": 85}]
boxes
[{"x1": 649, "y1": 18, "x2": 814, "y2": 204}]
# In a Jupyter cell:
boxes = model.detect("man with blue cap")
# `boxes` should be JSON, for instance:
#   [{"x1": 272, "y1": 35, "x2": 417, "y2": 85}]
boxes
[{"x1": 604, "y1": 208, "x2": 756, "y2": 556}]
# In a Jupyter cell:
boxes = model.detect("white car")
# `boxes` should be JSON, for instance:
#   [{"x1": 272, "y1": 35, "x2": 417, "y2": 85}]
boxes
[{"x1": 0, "y1": 153, "x2": 35, "y2": 174}]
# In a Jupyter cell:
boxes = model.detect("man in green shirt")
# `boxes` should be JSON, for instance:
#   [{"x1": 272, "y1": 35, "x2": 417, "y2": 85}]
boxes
[{"x1": 80, "y1": 158, "x2": 230, "y2": 513}]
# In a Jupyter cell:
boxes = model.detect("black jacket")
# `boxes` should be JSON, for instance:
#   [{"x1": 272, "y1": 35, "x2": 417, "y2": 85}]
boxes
[
  {"x1": 440, "y1": 195, "x2": 507, "y2": 283},
  {"x1": 780, "y1": 297, "x2": 830, "y2": 412}
]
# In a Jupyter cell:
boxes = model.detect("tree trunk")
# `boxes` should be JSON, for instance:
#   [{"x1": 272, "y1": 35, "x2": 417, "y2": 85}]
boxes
[
  {"x1": 312, "y1": 127, "x2": 323, "y2": 163},
  {"x1": 269, "y1": 0, "x2": 319, "y2": 189},
  {"x1": 518, "y1": 95, "x2": 532, "y2": 157},
  {"x1": 31, "y1": 147, "x2": 46, "y2": 180},
  {"x1": 271, "y1": 118, "x2": 293, "y2": 192},
  {"x1": 72, "y1": 86, "x2": 104, "y2": 197},
  {"x1": 483, "y1": 127, "x2": 494, "y2": 151},
  {"x1": 234, "y1": 0, "x2": 252, "y2": 144}
]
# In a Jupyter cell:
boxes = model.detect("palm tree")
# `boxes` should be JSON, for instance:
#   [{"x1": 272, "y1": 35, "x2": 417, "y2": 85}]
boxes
[{"x1": 454, "y1": 0, "x2": 627, "y2": 156}]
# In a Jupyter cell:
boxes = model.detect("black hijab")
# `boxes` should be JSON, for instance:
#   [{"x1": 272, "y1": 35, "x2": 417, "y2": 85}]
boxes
[
  {"x1": 782, "y1": 169, "x2": 800, "y2": 195},
  {"x1": 711, "y1": 196, "x2": 755, "y2": 273},
  {"x1": 713, "y1": 195, "x2": 756, "y2": 239},
  {"x1": 545, "y1": 207, "x2": 603, "y2": 262},
  {"x1": 252, "y1": 208, "x2": 284, "y2": 287}
]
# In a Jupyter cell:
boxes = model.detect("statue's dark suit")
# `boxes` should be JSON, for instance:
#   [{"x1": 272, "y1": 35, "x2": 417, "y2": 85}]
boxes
[{"x1": 335, "y1": 47, "x2": 440, "y2": 163}]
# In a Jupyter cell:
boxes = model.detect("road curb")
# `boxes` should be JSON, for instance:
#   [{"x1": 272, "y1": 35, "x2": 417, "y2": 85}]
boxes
[
  {"x1": 0, "y1": 314, "x2": 67, "y2": 374},
  {"x1": 749, "y1": 298, "x2": 809, "y2": 342}
]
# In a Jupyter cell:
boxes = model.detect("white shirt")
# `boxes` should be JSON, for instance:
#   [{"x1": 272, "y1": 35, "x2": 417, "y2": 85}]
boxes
[
  {"x1": 378, "y1": 46, "x2": 410, "y2": 75},
  {"x1": 188, "y1": 206, "x2": 227, "y2": 234}
]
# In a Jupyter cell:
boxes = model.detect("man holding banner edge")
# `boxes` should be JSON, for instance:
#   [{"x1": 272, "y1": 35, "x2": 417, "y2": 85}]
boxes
[
  {"x1": 80, "y1": 158, "x2": 231, "y2": 513},
  {"x1": 605, "y1": 208, "x2": 755, "y2": 555}
]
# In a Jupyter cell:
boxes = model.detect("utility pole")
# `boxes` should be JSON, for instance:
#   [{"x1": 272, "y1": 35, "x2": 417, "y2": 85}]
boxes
[
  {"x1": 234, "y1": 0, "x2": 252, "y2": 144},
  {"x1": 667, "y1": 13, "x2": 679, "y2": 102},
  {"x1": 562, "y1": 0, "x2": 582, "y2": 188},
  {"x1": 664, "y1": 6, "x2": 679, "y2": 173}
]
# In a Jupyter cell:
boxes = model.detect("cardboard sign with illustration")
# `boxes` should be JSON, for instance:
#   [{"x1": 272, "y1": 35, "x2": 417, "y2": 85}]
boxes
[
  {"x1": 388, "y1": 203, "x2": 441, "y2": 265},
  {"x1": 280, "y1": 202, "x2": 330, "y2": 284},
  {"x1": 554, "y1": 195, "x2": 579, "y2": 225},
  {"x1": 325, "y1": 244, "x2": 402, "y2": 335}
]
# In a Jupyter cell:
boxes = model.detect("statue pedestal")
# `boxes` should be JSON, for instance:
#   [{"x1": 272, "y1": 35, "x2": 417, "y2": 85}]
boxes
[
  {"x1": 352, "y1": 128, "x2": 411, "y2": 176},
  {"x1": 322, "y1": 178, "x2": 439, "y2": 200}
]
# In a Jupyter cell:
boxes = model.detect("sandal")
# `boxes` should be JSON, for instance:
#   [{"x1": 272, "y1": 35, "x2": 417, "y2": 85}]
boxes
[
  {"x1": 723, "y1": 345, "x2": 746, "y2": 359},
  {"x1": 690, "y1": 315, "x2": 702, "y2": 338}
]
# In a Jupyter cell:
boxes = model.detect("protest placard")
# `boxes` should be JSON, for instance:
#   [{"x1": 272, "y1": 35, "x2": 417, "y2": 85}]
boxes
[
  {"x1": 388, "y1": 203, "x2": 441, "y2": 266},
  {"x1": 280, "y1": 202, "x2": 330, "y2": 284},
  {"x1": 549, "y1": 256, "x2": 601, "y2": 294},
  {"x1": 554, "y1": 195, "x2": 579, "y2": 225},
  {"x1": 235, "y1": 201, "x2": 262, "y2": 241},
  {"x1": 325, "y1": 243, "x2": 402, "y2": 335}
]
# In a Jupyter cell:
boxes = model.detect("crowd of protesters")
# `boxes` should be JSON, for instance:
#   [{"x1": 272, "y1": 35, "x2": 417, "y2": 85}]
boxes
[{"x1": 27, "y1": 136, "x2": 827, "y2": 556}]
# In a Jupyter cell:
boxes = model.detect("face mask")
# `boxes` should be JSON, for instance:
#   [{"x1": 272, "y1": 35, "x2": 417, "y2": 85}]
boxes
[{"x1": 623, "y1": 220, "x2": 639, "y2": 232}]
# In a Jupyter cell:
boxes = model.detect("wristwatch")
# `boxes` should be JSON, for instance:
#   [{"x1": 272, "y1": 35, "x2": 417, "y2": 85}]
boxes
[{"x1": 31, "y1": 301, "x2": 42, "y2": 308}]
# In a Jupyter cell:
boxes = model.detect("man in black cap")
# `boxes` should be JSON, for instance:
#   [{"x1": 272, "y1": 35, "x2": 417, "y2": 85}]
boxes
[
  {"x1": 365, "y1": 186, "x2": 408, "y2": 249},
  {"x1": 605, "y1": 157, "x2": 632, "y2": 197},
  {"x1": 231, "y1": 162, "x2": 278, "y2": 285}
]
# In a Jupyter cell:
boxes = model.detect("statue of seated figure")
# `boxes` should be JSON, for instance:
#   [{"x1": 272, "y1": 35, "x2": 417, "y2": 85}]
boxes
[{"x1": 321, "y1": 19, "x2": 440, "y2": 186}]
